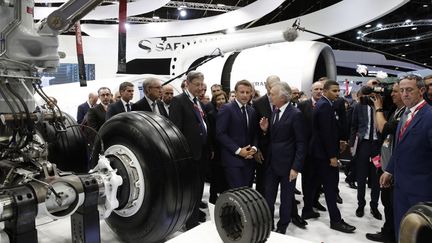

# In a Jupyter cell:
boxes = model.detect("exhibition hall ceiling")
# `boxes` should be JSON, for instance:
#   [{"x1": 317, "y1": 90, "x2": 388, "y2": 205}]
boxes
[{"x1": 35, "y1": 0, "x2": 432, "y2": 68}]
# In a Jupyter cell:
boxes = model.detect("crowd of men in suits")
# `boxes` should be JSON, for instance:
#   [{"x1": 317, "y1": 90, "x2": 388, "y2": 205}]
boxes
[{"x1": 74, "y1": 72, "x2": 432, "y2": 242}]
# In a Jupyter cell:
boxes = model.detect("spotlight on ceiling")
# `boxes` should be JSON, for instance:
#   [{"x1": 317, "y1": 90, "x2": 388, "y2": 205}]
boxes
[
  {"x1": 152, "y1": 16, "x2": 160, "y2": 19},
  {"x1": 365, "y1": 24, "x2": 372, "y2": 28},
  {"x1": 423, "y1": 4, "x2": 428, "y2": 7},
  {"x1": 376, "y1": 23, "x2": 383, "y2": 28},
  {"x1": 411, "y1": 27, "x2": 417, "y2": 30},
  {"x1": 179, "y1": 9, "x2": 187, "y2": 17},
  {"x1": 405, "y1": 19, "x2": 412, "y2": 24},
  {"x1": 405, "y1": 44, "x2": 410, "y2": 47},
  {"x1": 357, "y1": 30, "x2": 362, "y2": 34}
]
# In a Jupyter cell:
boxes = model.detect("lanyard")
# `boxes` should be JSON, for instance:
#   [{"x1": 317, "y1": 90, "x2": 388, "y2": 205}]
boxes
[{"x1": 398, "y1": 100, "x2": 427, "y2": 140}]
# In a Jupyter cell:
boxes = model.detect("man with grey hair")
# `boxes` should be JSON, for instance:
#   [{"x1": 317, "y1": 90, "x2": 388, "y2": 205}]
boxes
[
  {"x1": 132, "y1": 77, "x2": 167, "y2": 117},
  {"x1": 253, "y1": 75, "x2": 281, "y2": 197},
  {"x1": 259, "y1": 81, "x2": 306, "y2": 234},
  {"x1": 77, "y1": 92, "x2": 98, "y2": 124},
  {"x1": 170, "y1": 71, "x2": 209, "y2": 230}
]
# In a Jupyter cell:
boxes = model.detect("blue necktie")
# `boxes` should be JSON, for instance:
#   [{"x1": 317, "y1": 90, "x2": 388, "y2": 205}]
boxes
[
  {"x1": 126, "y1": 103, "x2": 131, "y2": 112},
  {"x1": 273, "y1": 108, "x2": 280, "y2": 125}
]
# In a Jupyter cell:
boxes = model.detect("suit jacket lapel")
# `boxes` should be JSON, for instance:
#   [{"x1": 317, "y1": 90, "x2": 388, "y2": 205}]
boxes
[{"x1": 398, "y1": 107, "x2": 425, "y2": 143}]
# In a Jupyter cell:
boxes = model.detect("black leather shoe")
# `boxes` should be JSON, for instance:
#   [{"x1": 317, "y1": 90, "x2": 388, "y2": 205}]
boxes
[
  {"x1": 330, "y1": 219, "x2": 356, "y2": 233},
  {"x1": 366, "y1": 231, "x2": 396, "y2": 243},
  {"x1": 356, "y1": 206, "x2": 364, "y2": 217},
  {"x1": 275, "y1": 227, "x2": 287, "y2": 234},
  {"x1": 302, "y1": 211, "x2": 320, "y2": 220},
  {"x1": 292, "y1": 215, "x2": 307, "y2": 229},
  {"x1": 294, "y1": 188, "x2": 301, "y2": 195},
  {"x1": 313, "y1": 202, "x2": 327, "y2": 211},
  {"x1": 366, "y1": 232, "x2": 385, "y2": 242},
  {"x1": 199, "y1": 201, "x2": 208, "y2": 209},
  {"x1": 371, "y1": 208, "x2": 382, "y2": 220},
  {"x1": 198, "y1": 210, "x2": 206, "y2": 223},
  {"x1": 336, "y1": 193, "x2": 343, "y2": 204}
]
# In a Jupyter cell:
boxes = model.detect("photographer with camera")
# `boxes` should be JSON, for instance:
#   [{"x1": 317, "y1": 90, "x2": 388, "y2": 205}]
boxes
[
  {"x1": 365, "y1": 82, "x2": 404, "y2": 243},
  {"x1": 349, "y1": 79, "x2": 382, "y2": 220}
]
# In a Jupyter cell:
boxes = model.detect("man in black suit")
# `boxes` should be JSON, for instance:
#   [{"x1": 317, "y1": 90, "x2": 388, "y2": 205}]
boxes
[
  {"x1": 86, "y1": 87, "x2": 112, "y2": 144},
  {"x1": 77, "y1": 92, "x2": 98, "y2": 124},
  {"x1": 309, "y1": 80, "x2": 356, "y2": 233},
  {"x1": 132, "y1": 77, "x2": 168, "y2": 117},
  {"x1": 350, "y1": 79, "x2": 382, "y2": 220},
  {"x1": 161, "y1": 84, "x2": 174, "y2": 116},
  {"x1": 169, "y1": 71, "x2": 209, "y2": 230},
  {"x1": 252, "y1": 75, "x2": 280, "y2": 195},
  {"x1": 299, "y1": 81, "x2": 327, "y2": 217},
  {"x1": 106, "y1": 81, "x2": 134, "y2": 120},
  {"x1": 259, "y1": 82, "x2": 306, "y2": 234}
]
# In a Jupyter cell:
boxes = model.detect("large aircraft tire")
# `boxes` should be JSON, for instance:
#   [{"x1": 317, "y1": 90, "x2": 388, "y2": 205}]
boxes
[
  {"x1": 214, "y1": 187, "x2": 272, "y2": 243},
  {"x1": 400, "y1": 202, "x2": 432, "y2": 243},
  {"x1": 92, "y1": 111, "x2": 199, "y2": 243},
  {"x1": 36, "y1": 112, "x2": 89, "y2": 173}
]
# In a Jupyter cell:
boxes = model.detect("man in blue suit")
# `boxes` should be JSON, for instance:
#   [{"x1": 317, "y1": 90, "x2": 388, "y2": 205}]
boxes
[
  {"x1": 76, "y1": 92, "x2": 98, "y2": 124},
  {"x1": 217, "y1": 79, "x2": 258, "y2": 189},
  {"x1": 310, "y1": 80, "x2": 356, "y2": 233},
  {"x1": 380, "y1": 75, "x2": 432, "y2": 240},
  {"x1": 259, "y1": 82, "x2": 306, "y2": 234}
]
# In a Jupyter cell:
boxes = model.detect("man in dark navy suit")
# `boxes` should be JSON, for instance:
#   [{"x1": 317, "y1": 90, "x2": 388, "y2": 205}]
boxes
[
  {"x1": 252, "y1": 75, "x2": 280, "y2": 196},
  {"x1": 77, "y1": 92, "x2": 98, "y2": 124},
  {"x1": 350, "y1": 79, "x2": 382, "y2": 220},
  {"x1": 259, "y1": 82, "x2": 306, "y2": 234},
  {"x1": 217, "y1": 79, "x2": 258, "y2": 189},
  {"x1": 309, "y1": 80, "x2": 356, "y2": 233},
  {"x1": 169, "y1": 71, "x2": 209, "y2": 230},
  {"x1": 381, "y1": 75, "x2": 432, "y2": 240},
  {"x1": 299, "y1": 81, "x2": 328, "y2": 217},
  {"x1": 106, "y1": 81, "x2": 134, "y2": 120},
  {"x1": 132, "y1": 77, "x2": 168, "y2": 117}
]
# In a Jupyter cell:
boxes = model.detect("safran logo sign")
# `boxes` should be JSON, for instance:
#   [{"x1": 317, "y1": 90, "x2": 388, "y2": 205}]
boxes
[
  {"x1": 138, "y1": 40, "x2": 152, "y2": 53},
  {"x1": 138, "y1": 39, "x2": 187, "y2": 53}
]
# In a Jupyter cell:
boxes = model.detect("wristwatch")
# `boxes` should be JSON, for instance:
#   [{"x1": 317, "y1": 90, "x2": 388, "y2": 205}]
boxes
[{"x1": 376, "y1": 108, "x2": 384, "y2": 113}]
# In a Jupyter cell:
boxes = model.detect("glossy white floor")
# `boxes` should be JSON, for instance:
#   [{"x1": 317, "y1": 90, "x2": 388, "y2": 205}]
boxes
[{"x1": 1, "y1": 172, "x2": 385, "y2": 243}]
